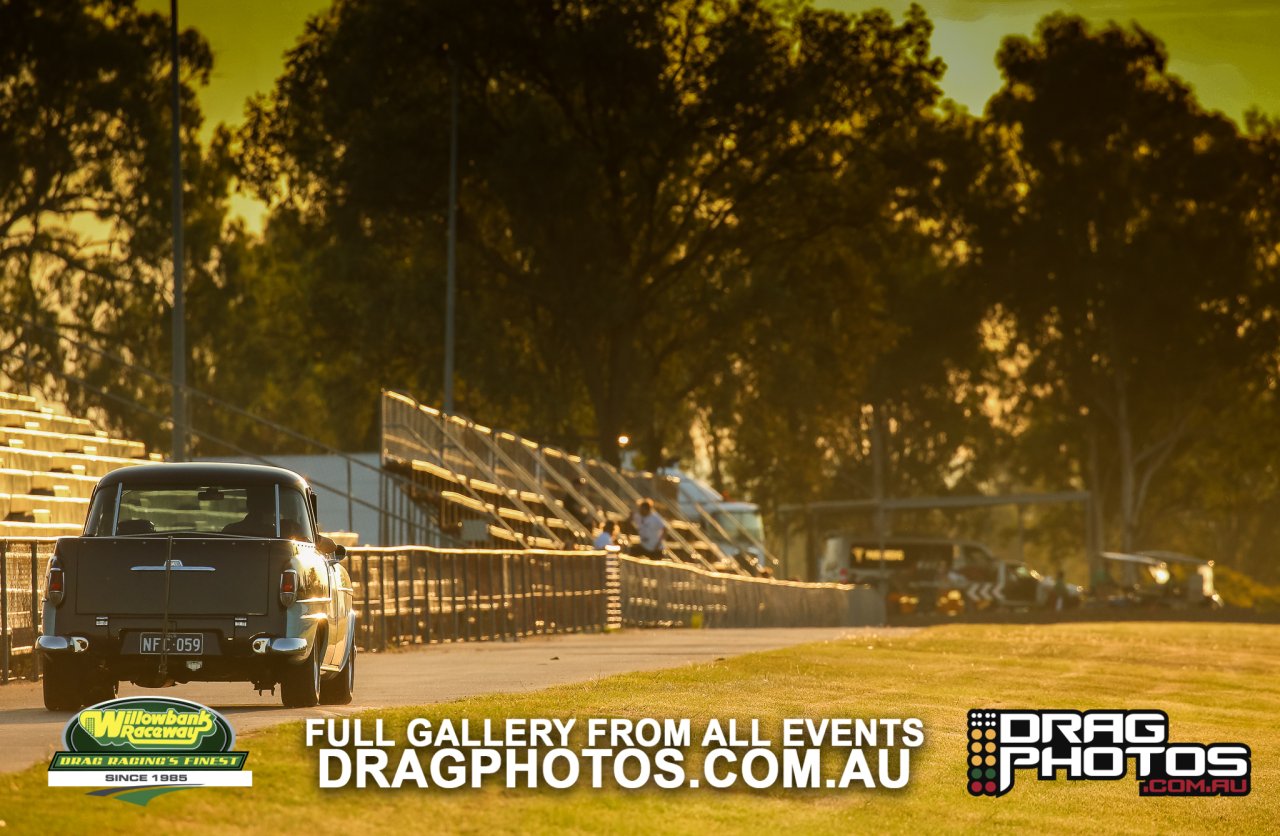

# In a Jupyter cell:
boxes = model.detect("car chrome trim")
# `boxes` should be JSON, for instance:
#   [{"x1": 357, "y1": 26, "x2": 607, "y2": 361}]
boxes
[
  {"x1": 110, "y1": 483, "x2": 122, "y2": 535},
  {"x1": 37, "y1": 635, "x2": 89, "y2": 653},
  {"x1": 130, "y1": 560, "x2": 215, "y2": 572},
  {"x1": 269, "y1": 637, "x2": 308, "y2": 655}
]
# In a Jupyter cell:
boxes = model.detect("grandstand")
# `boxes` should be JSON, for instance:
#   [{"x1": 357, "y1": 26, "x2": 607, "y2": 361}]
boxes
[
  {"x1": 0, "y1": 390, "x2": 158, "y2": 538},
  {"x1": 380, "y1": 391, "x2": 772, "y2": 577},
  {"x1": 0, "y1": 384, "x2": 777, "y2": 576}
]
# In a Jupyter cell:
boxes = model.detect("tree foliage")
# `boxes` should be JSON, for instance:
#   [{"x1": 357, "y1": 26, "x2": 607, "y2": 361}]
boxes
[
  {"x1": 8, "y1": 1, "x2": 1280, "y2": 582},
  {"x1": 974, "y1": 15, "x2": 1280, "y2": 557},
  {"x1": 238, "y1": 0, "x2": 965, "y2": 469},
  {"x1": 0, "y1": 0, "x2": 226, "y2": 448}
]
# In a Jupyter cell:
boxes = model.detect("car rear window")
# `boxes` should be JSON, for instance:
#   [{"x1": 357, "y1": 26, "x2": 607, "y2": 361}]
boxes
[{"x1": 84, "y1": 484, "x2": 315, "y2": 541}]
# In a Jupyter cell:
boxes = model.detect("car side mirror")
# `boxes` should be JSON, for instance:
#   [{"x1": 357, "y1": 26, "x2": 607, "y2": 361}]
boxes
[
  {"x1": 316, "y1": 534, "x2": 337, "y2": 556},
  {"x1": 332, "y1": 545, "x2": 347, "y2": 562}
]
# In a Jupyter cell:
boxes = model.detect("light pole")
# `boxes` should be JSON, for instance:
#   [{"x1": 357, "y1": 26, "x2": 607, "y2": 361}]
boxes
[
  {"x1": 443, "y1": 56, "x2": 459, "y2": 414},
  {"x1": 169, "y1": 0, "x2": 186, "y2": 461}
]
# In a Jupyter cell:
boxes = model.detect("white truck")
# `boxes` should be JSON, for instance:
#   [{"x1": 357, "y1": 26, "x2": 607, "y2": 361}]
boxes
[{"x1": 658, "y1": 468, "x2": 768, "y2": 571}]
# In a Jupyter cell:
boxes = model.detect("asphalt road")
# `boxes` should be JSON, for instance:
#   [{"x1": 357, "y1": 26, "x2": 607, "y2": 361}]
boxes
[{"x1": 0, "y1": 627, "x2": 887, "y2": 773}]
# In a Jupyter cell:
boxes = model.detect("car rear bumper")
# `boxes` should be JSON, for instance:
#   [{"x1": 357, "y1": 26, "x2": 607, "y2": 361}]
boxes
[
  {"x1": 250, "y1": 636, "x2": 309, "y2": 657},
  {"x1": 37, "y1": 635, "x2": 90, "y2": 654}
]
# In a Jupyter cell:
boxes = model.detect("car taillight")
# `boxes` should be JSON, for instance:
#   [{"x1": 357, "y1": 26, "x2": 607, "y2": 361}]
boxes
[
  {"x1": 46, "y1": 564, "x2": 65, "y2": 607},
  {"x1": 279, "y1": 569, "x2": 297, "y2": 608}
]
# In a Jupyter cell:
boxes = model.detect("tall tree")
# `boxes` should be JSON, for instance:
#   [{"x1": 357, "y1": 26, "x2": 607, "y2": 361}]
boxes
[
  {"x1": 240, "y1": 0, "x2": 956, "y2": 463},
  {"x1": 974, "y1": 15, "x2": 1280, "y2": 560},
  {"x1": 0, "y1": 0, "x2": 222, "y2": 449}
]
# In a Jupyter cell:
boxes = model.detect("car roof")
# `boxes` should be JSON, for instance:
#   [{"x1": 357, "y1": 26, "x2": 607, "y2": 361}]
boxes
[{"x1": 95, "y1": 461, "x2": 311, "y2": 491}]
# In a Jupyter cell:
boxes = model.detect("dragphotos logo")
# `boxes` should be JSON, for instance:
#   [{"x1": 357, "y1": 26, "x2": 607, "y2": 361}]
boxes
[{"x1": 967, "y1": 709, "x2": 1250, "y2": 797}]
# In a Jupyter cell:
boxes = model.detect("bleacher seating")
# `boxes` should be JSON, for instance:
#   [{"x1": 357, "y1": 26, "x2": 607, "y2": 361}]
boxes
[
  {"x1": 380, "y1": 390, "x2": 761, "y2": 575},
  {"x1": 0, "y1": 390, "x2": 157, "y2": 537}
]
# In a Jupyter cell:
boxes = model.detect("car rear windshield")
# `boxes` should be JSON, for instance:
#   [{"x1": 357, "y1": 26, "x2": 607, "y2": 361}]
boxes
[{"x1": 84, "y1": 484, "x2": 315, "y2": 542}]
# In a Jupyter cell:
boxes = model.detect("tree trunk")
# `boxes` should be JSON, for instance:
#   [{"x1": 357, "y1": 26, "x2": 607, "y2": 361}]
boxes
[
  {"x1": 1086, "y1": 428, "x2": 1106, "y2": 589},
  {"x1": 1114, "y1": 373, "x2": 1139, "y2": 555}
]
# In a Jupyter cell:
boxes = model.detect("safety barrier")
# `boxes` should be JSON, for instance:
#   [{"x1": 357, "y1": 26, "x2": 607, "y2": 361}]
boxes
[
  {"x1": 618, "y1": 555, "x2": 885, "y2": 628},
  {"x1": 346, "y1": 546, "x2": 613, "y2": 651},
  {"x1": 0, "y1": 538, "x2": 883, "y2": 682}
]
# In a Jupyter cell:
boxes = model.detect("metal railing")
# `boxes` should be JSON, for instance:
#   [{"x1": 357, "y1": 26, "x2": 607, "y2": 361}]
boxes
[
  {"x1": 346, "y1": 546, "x2": 613, "y2": 651},
  {"x1": 1, "y1": 539, "x2": 883, "y2": 683},
  {"x1": 382, "y1": 390, "x2": 760, "y2": 574},
  {"x1": 618, "y1": 555, "x2": 884, "y2": 628},
  {"x1": 0, "y1": 537, "x2": 56, "y2": 682}
]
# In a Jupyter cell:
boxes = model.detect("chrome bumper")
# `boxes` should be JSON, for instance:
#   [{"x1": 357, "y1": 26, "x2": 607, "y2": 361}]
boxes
[
  {"x1": 250, "y1": 637, "x2": 309, "y2": 657},
  {"x1": 37, "y1": 635, "x2": 89, "y2": 654}
]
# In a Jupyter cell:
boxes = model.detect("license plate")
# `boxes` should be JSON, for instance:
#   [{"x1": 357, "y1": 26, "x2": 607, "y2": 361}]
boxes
[{"x1": 139, "y1": 633, "x2": 203, "y2": 655}]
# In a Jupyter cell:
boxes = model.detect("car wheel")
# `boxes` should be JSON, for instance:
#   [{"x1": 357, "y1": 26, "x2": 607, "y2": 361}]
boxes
[
  {"x1": 42, "y1": 656, "x2": 89, "y2": 712},
  {"x1": 280, "y1": 642, "x2": 321, "y2": 708},
  {"x1": 319, "y1": 640, "x2": 355, "y2": 706}
]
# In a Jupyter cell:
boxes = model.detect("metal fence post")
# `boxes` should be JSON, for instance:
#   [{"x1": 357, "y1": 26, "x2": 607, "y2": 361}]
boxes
[
  {"x1": 470, "y1": 552, "x2": 481, "y2": 641},
  {"x1": 346, "y1": 457, "x2": 354, "y2": 533},
  {"x1": 360, "y1": 553, "x2": 372, "y2": 651},
  {"x1": 30, "y1": 542, "x2": 40, "y2": 680},
  {"x1": 1, "y1": 539, "x2": 8, "y2": 684},
  {"x1": 451, "y1": 553, "x2": 462, "y2": 642},
  {"x1": 395, "y1": 552, "x2": 405, "y2": 646},
  {"x1": 486, "y1": 552, "x2": 497, "y2": 641},
  {"x1": 405, "y1": 550, "x2": 415, "y2": 644},
  {"x1": 434, "y1": 551, "x2": 445, "y2": 643}
]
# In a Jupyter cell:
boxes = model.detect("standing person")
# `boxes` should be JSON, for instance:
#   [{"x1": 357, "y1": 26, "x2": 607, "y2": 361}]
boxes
[
  {"x1": 1053, "y1": 569, "x2": 1068, "y2": 611},
  {"x1": 630, "y1": 498, "x2": 666, "y2": 559}
]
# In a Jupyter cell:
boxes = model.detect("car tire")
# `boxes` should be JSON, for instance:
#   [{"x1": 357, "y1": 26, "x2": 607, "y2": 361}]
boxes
[
  {"x1": 280, "y1": 642, "x2": 321, "y2": 708},
  {"x1": 319, "y1": 640, "x2": 355, "y2": 706},
  {"x1": 43, "y1": 656, "x2": 89, "y2": 712}
]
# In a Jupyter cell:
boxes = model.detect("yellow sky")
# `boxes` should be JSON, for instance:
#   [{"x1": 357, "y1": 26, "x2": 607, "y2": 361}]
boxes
[
  {"x1": 144, "y1": 0, "x2": 1280, "y2": 229},
  {"x1": 836, "y1": 0, "x2": 1280, "y2": 120}
]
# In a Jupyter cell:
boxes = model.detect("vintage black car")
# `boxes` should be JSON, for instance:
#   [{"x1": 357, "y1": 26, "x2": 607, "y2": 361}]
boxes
[{"x1": 38, "y1": 462, "x2": 356, "y2": 710}]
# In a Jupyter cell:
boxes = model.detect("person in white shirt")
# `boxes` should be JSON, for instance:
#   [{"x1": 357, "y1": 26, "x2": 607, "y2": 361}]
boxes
[
  {"x1": 630, "y1": 499, "x2": 666, "y2": 559},
  {"x1": 591, "y1": 517, "x2": 615, "y2": 549}
]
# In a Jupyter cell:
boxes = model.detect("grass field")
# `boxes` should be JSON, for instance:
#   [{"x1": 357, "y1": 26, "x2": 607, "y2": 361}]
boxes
[{"x1": 0, "y1": 622, "x2": 1275, "y2": 834}]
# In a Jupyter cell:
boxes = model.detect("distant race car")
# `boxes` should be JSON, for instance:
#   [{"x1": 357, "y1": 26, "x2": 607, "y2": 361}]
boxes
[{"x1": 38, "y1": 462, "x2": 356, "y2": 710}]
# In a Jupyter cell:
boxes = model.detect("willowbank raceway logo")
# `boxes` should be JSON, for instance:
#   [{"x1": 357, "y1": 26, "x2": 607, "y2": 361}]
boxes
[
  {"x1": 48, "y1": 696, "x2": 251, "y2": 806},
  {"x1": 966, "y1": 709, "x2": 1250, "y2": 798}
]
